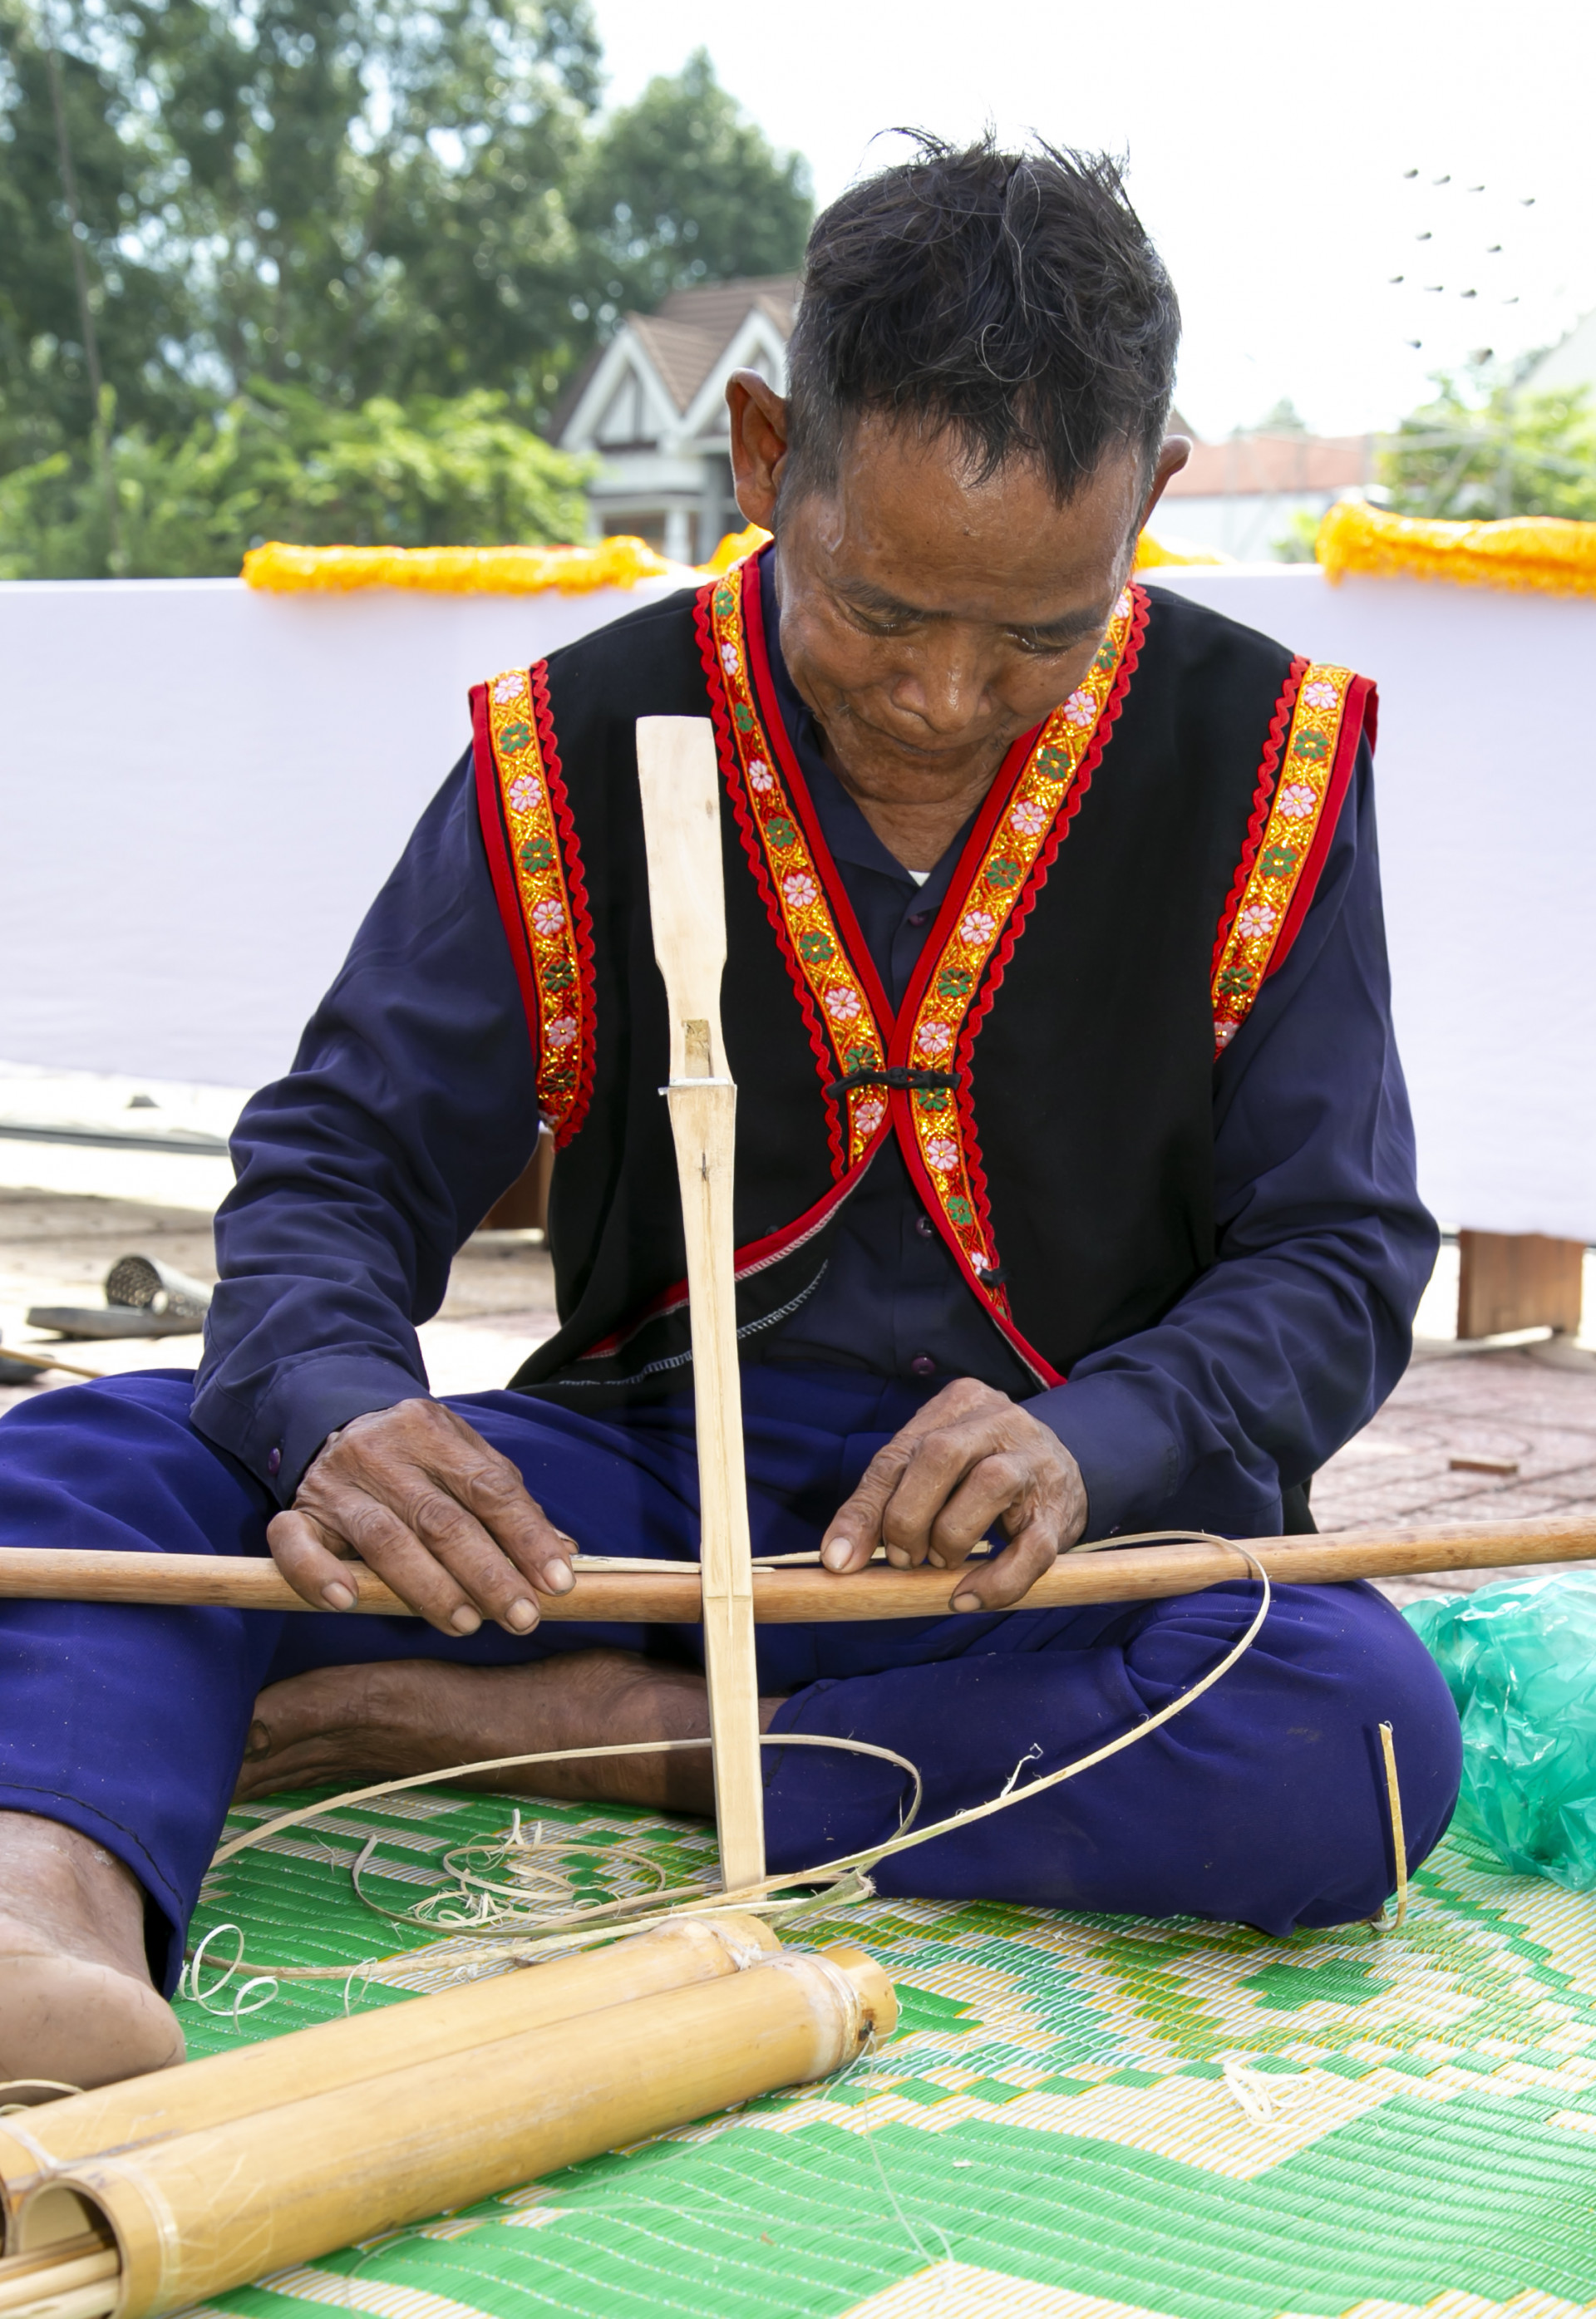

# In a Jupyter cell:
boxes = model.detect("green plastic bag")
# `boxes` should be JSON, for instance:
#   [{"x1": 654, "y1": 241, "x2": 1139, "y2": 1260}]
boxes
[{"x1": 1406, "y1": 1572, "x2": 1596, "y2": 1890}]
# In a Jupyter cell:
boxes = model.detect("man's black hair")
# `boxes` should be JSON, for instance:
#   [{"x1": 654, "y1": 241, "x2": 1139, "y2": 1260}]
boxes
[{"x1": 783, "y1": 135, "x2": 1180, "y2": 505}]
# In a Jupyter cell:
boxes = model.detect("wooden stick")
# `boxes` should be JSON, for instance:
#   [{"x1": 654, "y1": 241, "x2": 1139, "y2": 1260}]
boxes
[
  {"x1": 2, "y1": 1514, "x2": 1595, "y2": 1624},
  {"x1": 0, "y1": 1347, "x2": 101, "y2": 1381},
  {"x1": 0, "y1": 1915, "x2": 778, "y2": 2238},
  {"x1": 635, "y1": 715, "x2": 765, "y2": 1894},
  {"x1": 34, "y1": 1947, "x2": 895, "y2": 2319}
]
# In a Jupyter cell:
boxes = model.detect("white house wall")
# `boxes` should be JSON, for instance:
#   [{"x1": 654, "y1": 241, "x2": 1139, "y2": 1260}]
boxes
[{"x1": 560, "y1": 327, "x2": 682, "y2": 455}]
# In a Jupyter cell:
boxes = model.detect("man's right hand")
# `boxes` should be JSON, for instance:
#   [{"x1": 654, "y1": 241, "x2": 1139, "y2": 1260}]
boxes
[{"x1": 267, "y1": 1400, "x2": 576, "y2": 1637}]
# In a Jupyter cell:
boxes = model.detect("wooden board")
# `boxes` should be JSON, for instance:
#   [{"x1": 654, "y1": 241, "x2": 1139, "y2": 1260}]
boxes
[{"x1": 1457, "y1": 1228, "x2": 1585, "y2": 1339}]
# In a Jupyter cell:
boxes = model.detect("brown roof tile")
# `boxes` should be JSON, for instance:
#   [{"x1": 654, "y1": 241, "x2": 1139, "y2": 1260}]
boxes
[
  {"x1": 633, "y1": 275, "x2": 801, "y2": 412},
  {"x1": 1164, "y1": 432, "x2": 1372, "y2": 497}
]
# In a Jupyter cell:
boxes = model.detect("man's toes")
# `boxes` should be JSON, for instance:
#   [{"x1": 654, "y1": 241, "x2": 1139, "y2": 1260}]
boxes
[{"x1": 0, "y1": 1954, "x2": 185, "y2": 2090}]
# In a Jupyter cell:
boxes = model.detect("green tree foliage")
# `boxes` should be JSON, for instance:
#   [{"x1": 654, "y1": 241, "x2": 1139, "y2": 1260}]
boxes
[
  {"x1": 0, "y1": 2, "x2": 190, "y2": 451},
  {"x1": 0, "y1": 386, "x2": 595, "y2": 577},
  {"x1": 1380, "y1": 369, "x2": 1596, "y2": 522},
  {"x1": 571, "y1": 48, "x2": 812, "y2": 314},
  {"x1": 116, "y1": 0, "x2": 603, "y2": 412},
  {"x1": 0, "y1": 5, "x2": 811, "y2": 573}
]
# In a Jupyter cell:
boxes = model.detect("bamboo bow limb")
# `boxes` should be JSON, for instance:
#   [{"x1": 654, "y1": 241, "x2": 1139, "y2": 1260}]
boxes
[
  {"x1": 634, "y1": 713, "x2": 766, "y2": 1893},
  {"x1": 1, "y1": 1514, "x2": 1594, "y2": 1623}
]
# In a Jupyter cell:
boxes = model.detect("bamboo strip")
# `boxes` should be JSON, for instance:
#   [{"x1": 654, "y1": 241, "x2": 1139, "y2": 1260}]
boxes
[
  {"x1": 0, "y1": 2239, "x2": 106, "y2": 2291},
  {"x1": 3, "y1": 2280, "x2": 116, "y2": 2319},
  {"x1": 0, "y1": 1914, "x2": 776, "y2": 2243},
  {"x1": 2, "y1": 1513, "x2": 1595, "y2": 1624},
  {"x1": 0, "y1": 2248, "x2": 117, "y2": 2314},
  {"x1": 636, "y1": 714, "x2": 766, "y2": 1893},
  {"x1": 22, "y1": 1946, "x2": 895, "y2": 2319}
]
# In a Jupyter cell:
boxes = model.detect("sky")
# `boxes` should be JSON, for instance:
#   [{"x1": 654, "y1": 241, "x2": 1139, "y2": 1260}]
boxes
[{"x1": 586, "y1": 0, "x2": 1595, "y2": 441}]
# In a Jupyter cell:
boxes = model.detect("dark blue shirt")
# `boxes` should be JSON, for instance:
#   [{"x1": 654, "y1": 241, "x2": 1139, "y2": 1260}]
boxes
[{"x1": 194, "y1": 585, "x2": 1437, "y2": 1540}]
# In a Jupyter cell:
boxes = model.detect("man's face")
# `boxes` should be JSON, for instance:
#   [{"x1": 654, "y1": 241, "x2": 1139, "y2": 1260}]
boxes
[{"x1": 730, "y1": 387, "x2": 1178, "y2": 806}]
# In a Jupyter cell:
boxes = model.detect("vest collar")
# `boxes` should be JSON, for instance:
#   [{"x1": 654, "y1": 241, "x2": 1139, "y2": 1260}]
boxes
[{"x1": 698, "y1": 550, "x2": 1148, "y2": 1386}]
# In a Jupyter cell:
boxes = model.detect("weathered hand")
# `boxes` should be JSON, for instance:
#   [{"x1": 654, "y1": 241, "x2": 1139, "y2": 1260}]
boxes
[
  {"x1": 267, "y1": 1400, "x2": 576, "y2": 1637},
  {"x1": 818, "y1": 1377, "x2": 1086, "y2": 1611}
]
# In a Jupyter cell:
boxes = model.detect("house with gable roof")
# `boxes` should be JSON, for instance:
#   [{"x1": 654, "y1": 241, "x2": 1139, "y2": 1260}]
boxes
[{"x1": 555, "y1": 276, "x2": 800, "y2": 563}]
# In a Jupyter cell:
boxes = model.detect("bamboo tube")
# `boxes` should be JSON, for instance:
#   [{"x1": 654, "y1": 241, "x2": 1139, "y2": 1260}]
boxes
[
  {"x1": 636, "y1": 715, "x2": 765, "y2": 1893},
  {"x1": 0, "y1": 1914, "x2": 776, "y2": 2241},
  {"x1": 16, "y1": 1945, "x2": 896, "y2": 2319},
  {"x1": 3, "y1": 1513, "x2": 1596, "y2": 1624}
]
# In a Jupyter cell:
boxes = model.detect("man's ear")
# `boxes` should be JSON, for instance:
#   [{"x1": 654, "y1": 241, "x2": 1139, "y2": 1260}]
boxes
[
  {"x1": 1138, "y1": 434, "x2": 1192, "y2": 529},
  {"x1": 727, "y1": 371, "x2": 790, "y2": 529}
]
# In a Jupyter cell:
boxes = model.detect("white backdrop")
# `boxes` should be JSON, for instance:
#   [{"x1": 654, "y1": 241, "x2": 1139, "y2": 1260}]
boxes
[
  {"x1": 2, "y1": 565, "x2": 1591, "y2": 1239},
  {"x1": 1157, "y1": 569, "x2": 1596, "y2": 1243},
  {"x1": 0, "y1": 574, "x2": 688, "y2": 1091}
]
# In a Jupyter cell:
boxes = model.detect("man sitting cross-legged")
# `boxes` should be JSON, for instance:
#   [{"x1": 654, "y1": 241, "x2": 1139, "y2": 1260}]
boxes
[{"x1": 0, "y1": 138, "x2": 1461, "y2": 2090}]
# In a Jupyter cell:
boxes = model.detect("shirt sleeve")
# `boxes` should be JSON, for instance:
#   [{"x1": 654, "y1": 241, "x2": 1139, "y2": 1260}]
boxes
[
  {"x1": 190, "y1": 751, "x2": 543, "y2": 1504},
  {"x1": 1026, "y1": 737, "x2": 1439, "y2": 1539}
]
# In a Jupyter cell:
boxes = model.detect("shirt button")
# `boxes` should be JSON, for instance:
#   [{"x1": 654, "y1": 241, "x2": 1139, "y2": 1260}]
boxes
[
  {"x1": 910, "y1": 1354, "x2": 936, "y2": 1377},
  {"x1": 267, "y1": 1446, "x2": 282, "y2": 1477},
  {"x1": 907, "y1": 911, "x2": 928, "y2": 927},
  {"x1": 914, "y1": 1214, "x2": 934, "y2": 1239}
]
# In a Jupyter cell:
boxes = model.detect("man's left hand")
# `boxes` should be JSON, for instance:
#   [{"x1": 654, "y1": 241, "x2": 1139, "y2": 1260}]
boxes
[{"x1": 818, "y1": 1378, "x2": 1087, "y2": 1610}]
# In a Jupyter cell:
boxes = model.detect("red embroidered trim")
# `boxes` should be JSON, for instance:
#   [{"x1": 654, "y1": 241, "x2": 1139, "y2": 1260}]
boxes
[
  {"x1": 694, "y1": 581, "x2": 850, "y2": 1177},
  {"x1": 739, "y1": 562, "x2": 899, "y2": 1035},
  {"x1": 898, "y1": 583, "x2": 1143, "y2": 1326},
  {"x1": 1268, "y1": 673, "x2": 1374, "y2": 972},
  {"x1": 704, "y1": 563, "x2": 891, "y2": 1174},
  {"x1": 949, "y1": 582, "x2": 1148, "y2": 1370},
  {"x1": 1210, "y1": 658, "x2": 1307, "y2": 983},
  {"x1": 1209, "y1": 662, "x2": 1359, "y2": 1056},
  {"x1": 471, "y1": 680, "x2": 544, "y2": 1056},
  {"x1": 531, "y1": 663, "x2": 598, "y2": 1144},
  {"x1": 480, "y1": 660, "x2": 596, "y2": 1145}
]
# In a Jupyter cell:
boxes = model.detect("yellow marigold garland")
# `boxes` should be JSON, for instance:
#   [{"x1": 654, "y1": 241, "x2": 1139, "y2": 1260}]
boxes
[
  {"x1": 243, "y1": 522, "x2": 1229, "y2": 596},
  {"x1": 697, "y1": 522, "x2": 771, "y2": 574},
  {"x1": 241, "y1": 534, "x2": 680, "y2": 596},
  {"x1": 1317, "y1": 498, "x2": 1596, "y2": 598},
  {"x1": 1132, "y1": 532, "x2": 1229, "y2": 570}
]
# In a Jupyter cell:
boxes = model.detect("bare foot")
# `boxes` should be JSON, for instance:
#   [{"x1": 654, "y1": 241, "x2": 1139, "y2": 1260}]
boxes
[
  {"x1": 0, "y1": 1812, "x2": 185, "y2": 2090},
  {"x1": 234, "y1": 1649, "x2": 787, "y2": 1816}
]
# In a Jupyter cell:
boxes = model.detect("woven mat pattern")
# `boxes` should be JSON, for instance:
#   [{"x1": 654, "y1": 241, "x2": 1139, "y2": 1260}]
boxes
[{"x1": 172, "y1": 1791, "x2": 1596, "y2": 2319}]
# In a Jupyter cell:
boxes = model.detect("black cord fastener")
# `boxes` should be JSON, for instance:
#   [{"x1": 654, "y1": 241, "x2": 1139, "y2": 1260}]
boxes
[{"x1": 825, "y1": 1066, "x2": 958, "y2": 1098}]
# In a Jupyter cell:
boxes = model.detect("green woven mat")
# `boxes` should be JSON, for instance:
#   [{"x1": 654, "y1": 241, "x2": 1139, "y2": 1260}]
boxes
[{"x1": 175, "y1": 1790, "x2": 1596, "y2": 2319}]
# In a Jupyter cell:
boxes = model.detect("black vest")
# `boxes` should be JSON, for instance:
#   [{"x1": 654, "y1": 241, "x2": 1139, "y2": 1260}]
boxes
[{"x1": 469, "y1": 554, "x2": 1371, "y2": 1404}]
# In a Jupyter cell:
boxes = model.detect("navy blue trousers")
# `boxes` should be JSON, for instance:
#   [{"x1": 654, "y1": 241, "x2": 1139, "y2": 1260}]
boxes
[{"x1": 0, "y1": 1367, "x2": 1461, "y2": 1992}]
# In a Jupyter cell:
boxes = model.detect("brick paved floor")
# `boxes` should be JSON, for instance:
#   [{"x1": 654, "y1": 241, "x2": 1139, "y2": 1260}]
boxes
[{"x1": 1313, "y1": 1343, "x2": 1596, "y2": 1604}]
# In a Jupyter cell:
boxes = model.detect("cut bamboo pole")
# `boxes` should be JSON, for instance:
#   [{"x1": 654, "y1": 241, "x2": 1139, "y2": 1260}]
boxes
[
  {"x1": 635, "y1": 714, "x2": 765, "y2": 1894},
  {"x1": 3, "y1": 1513, "x2": 1596, "y2": 1624},
  {"x1": 0, "y1": 1913, "x2": 777, "y2": 2242},
  {"x1": 14, "y1": 1945, "x2": 896, "y2": 2319}
]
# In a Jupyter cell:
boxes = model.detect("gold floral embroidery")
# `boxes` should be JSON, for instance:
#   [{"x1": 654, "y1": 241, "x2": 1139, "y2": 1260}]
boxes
[
  {"x1": 1210, "y1": 665, "x2": 1354, "y2": 1056},
  {"x1": 707, "y1": 576, "x2": 889, "y2": 1167},
  {"x1": 485, "y1": 665, "x2": 590, "y2": 1140},
  {"x1": 904, "y1": 588, "x2": 1141, "y2": 1305}
]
